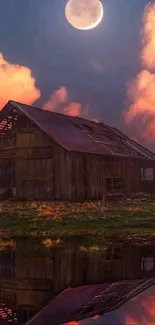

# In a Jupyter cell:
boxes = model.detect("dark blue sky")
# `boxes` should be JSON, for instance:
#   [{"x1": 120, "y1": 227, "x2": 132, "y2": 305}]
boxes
[{"x1": 0, "y1": 0, "x2": 151, "y2": 129}]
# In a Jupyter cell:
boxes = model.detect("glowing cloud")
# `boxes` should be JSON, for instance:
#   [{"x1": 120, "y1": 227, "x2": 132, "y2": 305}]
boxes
[
  {"x1": 64, "y1": 102, "x2": 82, "y2": 117},
  {"x1": 0, "y1": 53, "x2": 40, "y2": 109},
  {"x1": 43, "y1": 87, "x2": 68, "y2": 111},
  {"x1": 141, "y1": 3, "x2": 155, "y2": 69},
  {"x1": 125, "y1": 70, "x2": 155, "y2": 122},
  {"x1": 43, "y1": 86, "x2": 81, "y2": 116},
  {"x1": 43, "y1": 86, "x2": 100, "y2": 121},
  {"x1": 43, "y1": 86, "x2": 87, "y2": 118},
  {"x1": 124, "y1": 3, "x2": 155, "y2": 144}
]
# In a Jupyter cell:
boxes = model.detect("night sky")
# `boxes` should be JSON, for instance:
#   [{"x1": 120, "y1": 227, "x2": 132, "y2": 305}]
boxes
[{"x1": 0, "y1": 0, "x2": 154, "y2": 147}]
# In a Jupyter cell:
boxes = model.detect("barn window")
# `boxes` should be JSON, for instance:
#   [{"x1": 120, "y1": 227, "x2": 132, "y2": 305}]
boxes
[
  {"x1": 105, "y1": 178, "x2": 122, "y2": 193},
  {"x1": 141, "y1": 257, "x2": 154, "y2": 271},
  {"x1": 141, "y1": 168, "x2": 154, "y2": 181}
]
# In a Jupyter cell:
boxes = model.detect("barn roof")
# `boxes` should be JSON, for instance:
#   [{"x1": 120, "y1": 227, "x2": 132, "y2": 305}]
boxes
[{"x1": 1, "y1": 100, "x2": 155, "y2": 159}]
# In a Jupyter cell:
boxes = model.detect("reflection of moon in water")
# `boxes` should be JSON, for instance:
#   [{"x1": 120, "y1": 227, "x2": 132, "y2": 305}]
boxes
[{"x1": 65, "y1": 0, "x2": 104, "y2": 30}]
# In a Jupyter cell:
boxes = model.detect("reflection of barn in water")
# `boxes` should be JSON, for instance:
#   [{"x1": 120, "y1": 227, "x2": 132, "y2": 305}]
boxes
[
  {"x1": 27, "y1": 278, "x2": 155, "y2": 325},
  {"x1": 0, "y1": 303, "x2": 17, "y2": 324},
  {"x1": 1, "y1": 240, "x2": 155, "y2": 323},
  {"x1": 1, "y1": 100, "x2": 155, "y2": 201}
]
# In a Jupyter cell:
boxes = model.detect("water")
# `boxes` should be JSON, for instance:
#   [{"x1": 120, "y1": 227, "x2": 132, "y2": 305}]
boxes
[
  {"x1": 62, "y1": 283, "x2": 155, "y2": 324},
  {"x1": 0, "y1": 238, "x2": 155, "y2": 324}
]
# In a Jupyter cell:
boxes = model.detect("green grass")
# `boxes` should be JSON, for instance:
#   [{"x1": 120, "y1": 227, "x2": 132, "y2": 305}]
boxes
[{"x1": 0, "y1": 201, "x2": 155, "y2": 247}]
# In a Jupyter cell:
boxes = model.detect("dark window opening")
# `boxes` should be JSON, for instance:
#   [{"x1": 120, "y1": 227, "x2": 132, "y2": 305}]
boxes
[
  {"x1": 141, "y1": 257, "x2": 154, "y2": 271},
  {"x1": 106, "y1": 178, "x2": 122, "y2": 194},
  {"x1": 141, "y1": 168, "x2": 154, "y2": 181}
]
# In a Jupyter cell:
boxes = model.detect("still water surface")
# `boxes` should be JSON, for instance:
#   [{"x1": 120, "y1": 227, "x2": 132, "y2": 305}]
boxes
[{"x1": 0, "y1": 238, "x2": 155, "y2": 324}]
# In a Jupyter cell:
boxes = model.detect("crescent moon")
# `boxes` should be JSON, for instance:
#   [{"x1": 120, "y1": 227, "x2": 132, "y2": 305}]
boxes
[{"x1": 65, "y1": 0, "x2": 104, "y2": 31}]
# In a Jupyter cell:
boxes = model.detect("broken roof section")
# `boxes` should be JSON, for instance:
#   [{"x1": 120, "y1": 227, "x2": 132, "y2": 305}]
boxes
[{"x1": 0, "y1": 100, "x2": 155, "y2": 159}]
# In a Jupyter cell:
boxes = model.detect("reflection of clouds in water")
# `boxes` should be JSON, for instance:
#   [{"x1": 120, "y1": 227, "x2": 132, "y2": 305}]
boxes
[
  {"x1": 64, "y1": 285, "x2": 155, "y2": 325},
  {"x1": 125, "y1": 294, "x2": 155, "y2": 325},
  {"x1": 64, "y1": 313, "x2": 121, "y2": 325}
]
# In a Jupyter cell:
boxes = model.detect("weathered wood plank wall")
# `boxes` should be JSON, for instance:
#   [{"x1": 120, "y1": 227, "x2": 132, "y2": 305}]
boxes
[{"x1": 1, "y1": 113, "x2": 155, "y2": 200}]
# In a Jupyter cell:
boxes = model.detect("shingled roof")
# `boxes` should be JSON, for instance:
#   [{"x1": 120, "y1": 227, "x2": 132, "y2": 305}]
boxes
[{"x1": 0, "y1": 100, "x2": 155, "y2": 159}]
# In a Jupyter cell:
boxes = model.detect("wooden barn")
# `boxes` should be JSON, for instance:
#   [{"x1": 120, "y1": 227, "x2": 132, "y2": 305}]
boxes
[{"x1": 0, "y1": 100, "x2": 155, "y2": 201}]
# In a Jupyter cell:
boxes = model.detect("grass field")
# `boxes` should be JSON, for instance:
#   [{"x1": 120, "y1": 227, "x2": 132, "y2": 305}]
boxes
[{"x1": 0, "y1": 200, "x2": 155, "y2": 247}]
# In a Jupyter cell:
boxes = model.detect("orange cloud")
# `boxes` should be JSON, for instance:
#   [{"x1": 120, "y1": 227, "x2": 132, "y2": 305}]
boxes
[
  {"x1": 43, "y1": 86, "x2": 85, "y2": 117},
  {"x1": 0, "y1": 52, "x2": 40, "y2": 109},
  {"x1": 43, "y1": 86, "x2": 100, "y2": 121},
  {"x1": 43, "y1": 86, "x2": 68, "y2": 111},
  {"x1": 64, "y1": 102, "x2": 81, "y2": 117},
  {"x1": 124, "y1": 3, "x2": 155, "y2": 144},
  {"x1": 125, "y1": 70, "x2": 155, "y2": 122},
  {"x1": 43, "y1": 86, "x2": 81, "y2": 116},
  {"x1": 141, "y1": 3, "x2": 155, "y2": 69}
]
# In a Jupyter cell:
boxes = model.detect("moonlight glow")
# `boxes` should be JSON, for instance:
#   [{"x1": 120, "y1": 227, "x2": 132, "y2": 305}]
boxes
[{"x1": 65, "y1": 0, "x2": 104, "y2": 30}]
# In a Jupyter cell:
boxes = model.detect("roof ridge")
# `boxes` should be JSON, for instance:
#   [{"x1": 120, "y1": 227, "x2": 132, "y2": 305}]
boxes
[{"x1": 9, "y1": 100, "x2": 102, "y2": 125}]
